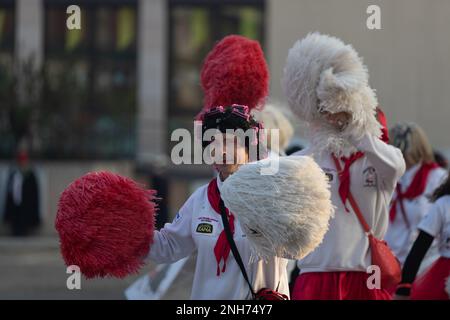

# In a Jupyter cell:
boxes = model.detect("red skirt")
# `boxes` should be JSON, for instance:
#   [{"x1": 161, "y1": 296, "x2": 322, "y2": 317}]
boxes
[
  {"x1": 292, "y1": 271, "x2": 392, "y2": 300},
  {"x1": 411, "y1": 257, "x2": 450, "y2": 300}
]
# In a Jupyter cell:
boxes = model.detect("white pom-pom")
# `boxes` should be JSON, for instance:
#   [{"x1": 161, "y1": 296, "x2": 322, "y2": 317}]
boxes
[{"x1": 221, "y1": 156, "x2": 333, "y2": 260}]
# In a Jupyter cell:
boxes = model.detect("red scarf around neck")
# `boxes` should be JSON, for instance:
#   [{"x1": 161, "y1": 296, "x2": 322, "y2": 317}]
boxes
[
  {"x1": 207, "y1": 178, "x2": 235, "y2": 276},
  {"x1": 332, "y1": 107, "x2": 389, "y2": 212},
  {"x1": 332, "y1": 152, "x2": 365, "y2": 212},
  {"x1": 389, "y1": 162, "x2": 439, "y2": 222}
]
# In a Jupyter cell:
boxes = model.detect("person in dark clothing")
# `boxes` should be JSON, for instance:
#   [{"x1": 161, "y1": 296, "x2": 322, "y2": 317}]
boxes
[
  {"x1": 3, "y1": 150, "x2": 41, "y2": 236},
  {"x1": 434, "y1": 150, "x2": 449, "y2": 169}
]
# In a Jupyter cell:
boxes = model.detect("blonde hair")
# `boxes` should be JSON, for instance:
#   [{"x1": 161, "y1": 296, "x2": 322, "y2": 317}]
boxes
[
  {"x1": 253, "y1": 103, "x2": 294, "y2": 155},
  {"x1": 389, "y1": 122, "x2": 435, "y2": 167}
]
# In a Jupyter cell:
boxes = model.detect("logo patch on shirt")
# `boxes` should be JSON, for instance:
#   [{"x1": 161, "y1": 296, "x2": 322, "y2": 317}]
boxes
[
  {"x1": 363, "y1": 167, "x2": 377, "y2": 187},
  {"x1": 196, "y1": 223, "x2": 213, "y2": 234},
  {"x1": 173, "y1": 212, "x2": 182, "y2": 223},
  {"x1": 322, "y1": 168, "x2": 335, "y2": 182}
]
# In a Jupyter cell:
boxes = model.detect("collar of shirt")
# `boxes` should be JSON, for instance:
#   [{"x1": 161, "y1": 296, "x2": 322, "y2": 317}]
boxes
[{"x1": 400, "y1": 162, "x2": 422, "y2": 186}]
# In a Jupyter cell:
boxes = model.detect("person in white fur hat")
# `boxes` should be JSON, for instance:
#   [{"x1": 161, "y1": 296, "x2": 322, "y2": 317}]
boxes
[{"x1": 282, "y1": 32, "x2": 406, "y2": 299}]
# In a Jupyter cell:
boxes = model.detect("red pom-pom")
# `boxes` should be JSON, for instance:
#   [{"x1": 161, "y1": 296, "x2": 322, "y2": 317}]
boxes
[
  {"x1": 201, "y1": 35, "x2": 269, "y2": 111},
  {"x1": 55, "y1": 171, "x2": 157, "y2": 278}
]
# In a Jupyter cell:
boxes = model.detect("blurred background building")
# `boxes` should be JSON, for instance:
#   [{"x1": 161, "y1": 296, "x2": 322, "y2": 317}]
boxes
[{"x1": 0, "y1": 0, "x2": 449, "y2": 298}]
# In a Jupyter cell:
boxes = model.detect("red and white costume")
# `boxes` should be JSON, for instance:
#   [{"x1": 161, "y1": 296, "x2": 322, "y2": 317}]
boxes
[
  {"x1": 282, "y1": 33, "x2": 406, "y2": 299},
  {"x1": 292, "y1": 134, "x2": 404, "y2": 299},
  {"x1": 148, "y1": 177, "x2": 290, "y2": 299},
  {"x1": 385, "y1": 163, "x2": 447, "y2": 272},
  {"x1": 148, "y1": 35, "x2": 291, "y2": 300},
  {"x1": 411, "y1": 195, "x2": 450, "y2": 299}
]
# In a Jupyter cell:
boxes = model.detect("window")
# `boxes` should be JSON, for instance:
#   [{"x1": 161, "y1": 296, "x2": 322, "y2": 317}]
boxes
[
  {"x1": 41, "y1": 0, "x2": 137, "y2": 159},
  {"x1": 164, "y1": 1, "x2": 265, "y2": 221},
  {"x1": 0, "y1": 1, "x2": 14, "y2": 74},
  {"x1": 0, "y1": 1, "x2": 15, "y2": 158},
  {"x1": 168, "y1": 0, "x2": 265, "y2": 152}
]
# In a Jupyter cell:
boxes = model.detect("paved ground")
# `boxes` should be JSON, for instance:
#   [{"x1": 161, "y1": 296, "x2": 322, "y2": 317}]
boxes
[{"x1": 0, "y1": 236, "x2": 193, "y2": 300}]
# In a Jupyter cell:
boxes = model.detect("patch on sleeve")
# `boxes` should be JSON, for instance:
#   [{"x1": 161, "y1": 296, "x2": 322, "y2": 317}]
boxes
[
  {"x1": 363, "y1": 166, "x2": 377, "y2": 187},
  {"x1": 322, "y1": 168, "x2": 336, "y2": 182},
  {"x1": 173, "y1": 212, "x2": 182, "y2": 223}
]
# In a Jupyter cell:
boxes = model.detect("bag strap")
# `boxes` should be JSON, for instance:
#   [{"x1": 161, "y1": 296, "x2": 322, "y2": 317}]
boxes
[
  {"x1": 218, "y1": 199, "x2": 256, "y2": 299},
  {"x1": 332, "y1": 154, "x2": 372, "y2": 235}
]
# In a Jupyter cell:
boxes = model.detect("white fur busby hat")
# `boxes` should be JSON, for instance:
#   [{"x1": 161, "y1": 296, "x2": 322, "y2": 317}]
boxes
[
  {"x1": 282, "y1": 32, "x2": 382, "y2": 142},
  {"x1": 220, "y1": 156, "x2": 333, "y2": 260}
]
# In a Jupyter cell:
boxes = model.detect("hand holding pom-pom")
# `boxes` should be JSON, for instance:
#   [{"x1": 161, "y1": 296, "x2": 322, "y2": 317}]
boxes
[{"x1": 55, "y1": 171, "x2": 157, "y2": 278}]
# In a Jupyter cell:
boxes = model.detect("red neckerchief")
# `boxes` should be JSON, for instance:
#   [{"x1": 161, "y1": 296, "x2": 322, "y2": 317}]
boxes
[
  {"x1": 332, "y1": 152, "x2": 365, "y2": 212},
  {"x1": 207, "y1": 178, "x2": 235, "y2": 276},
  {"x1": 332, "y1": 107, "x2": 388, "y2": 212},
  {"x1": 389, "y1": 162, "x2": 439, "y2": 222}
]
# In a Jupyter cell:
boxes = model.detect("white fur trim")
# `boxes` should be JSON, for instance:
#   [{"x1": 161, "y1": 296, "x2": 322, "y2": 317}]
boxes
[
  {"x1": 282, "y1": 32, "x2": 382, "y2": 156},
  {"x1": 221, "y1": 156, "x2": 334, "y2": 260}
]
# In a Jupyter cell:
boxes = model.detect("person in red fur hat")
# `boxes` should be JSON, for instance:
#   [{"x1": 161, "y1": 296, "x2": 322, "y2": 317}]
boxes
[
  {"x1": 146, "y1": 35, "x2": 290, "y2": 300},
  {"x1": 56, "y1": 35, "x2": 292, "y2": 299}
]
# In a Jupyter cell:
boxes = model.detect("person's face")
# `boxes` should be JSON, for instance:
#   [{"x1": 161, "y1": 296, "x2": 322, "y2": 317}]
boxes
[
  {"x1": 210, "y1": 133, "x2": 249, "y2": 181},
  {"x1": 320, "y1": 110, "x2": 352, "y2": 131}
]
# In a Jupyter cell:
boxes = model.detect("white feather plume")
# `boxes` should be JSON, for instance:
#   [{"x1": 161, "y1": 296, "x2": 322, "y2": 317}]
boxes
[{"x1": 221, "y1": 156, "x2": 334, "y2": 260}]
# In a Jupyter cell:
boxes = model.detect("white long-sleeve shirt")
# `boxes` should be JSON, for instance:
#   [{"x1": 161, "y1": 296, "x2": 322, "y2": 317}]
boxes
[
  {"x1": 385, "y1": 163, "x2": 447, "y2": 271},
  {"x1": 293, "y1": 133, "x2": 405, "y2": 273},
  {"x1": 418, "y1": 195, "x2": 450, "y2": 259},
  {"x1": 147, "y1": 177, "x2": 289, "y2": 300}
]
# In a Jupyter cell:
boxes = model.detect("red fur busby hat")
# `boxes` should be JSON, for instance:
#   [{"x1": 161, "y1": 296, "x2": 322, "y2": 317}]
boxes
[
  {"x1": 200, "y1": 35, "x2": 269, "y2": 114},
  {"x1": 197, "y1": 35, "x2": 269, "y2": 159}
]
